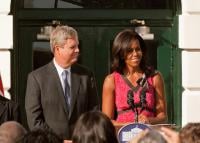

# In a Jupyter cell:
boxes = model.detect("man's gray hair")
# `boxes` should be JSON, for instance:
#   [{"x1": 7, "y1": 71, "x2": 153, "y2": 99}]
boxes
[{"x1": 50, "y1": 25, "x2": 78, "y2": 53}]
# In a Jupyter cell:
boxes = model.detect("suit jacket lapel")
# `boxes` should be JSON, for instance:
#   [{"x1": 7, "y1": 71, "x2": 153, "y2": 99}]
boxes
[
  {"x1": 0, "y1": 102, "x2": 6, "y2": 121},
  {"x1": 69, "y1": 66, "x2": 80, "y2": 118},
  {"x1": 49, "y1": 62, "x2": 69, "y2": 116}
]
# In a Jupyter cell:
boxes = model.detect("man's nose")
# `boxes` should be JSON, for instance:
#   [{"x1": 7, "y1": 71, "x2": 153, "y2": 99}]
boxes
[{"x1": 75, "y1": 46, "x2": 79, "y2": 52}]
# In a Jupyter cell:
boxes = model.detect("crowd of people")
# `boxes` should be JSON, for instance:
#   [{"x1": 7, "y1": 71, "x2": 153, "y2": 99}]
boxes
[
  {"x1": 0, "y1": 115, "x2": 200, "y2": 143},
  {"x1": 0, "y1": 25, "x2": 199, "y2": 143}
]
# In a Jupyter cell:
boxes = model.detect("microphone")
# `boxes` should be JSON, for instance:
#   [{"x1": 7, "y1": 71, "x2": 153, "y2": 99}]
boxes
[
  {"x1": 137, "y1": 74, "x2": 148, "y2": 89},
  {"x1": 127, "y1": 90, "x2": 134, "y2": 110},
  {"x1": 127, "y1": 90, "x2": 138, "y2": 122}
]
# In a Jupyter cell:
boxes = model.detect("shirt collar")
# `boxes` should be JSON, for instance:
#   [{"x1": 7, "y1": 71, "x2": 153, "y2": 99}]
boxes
[{"x1": 53, "y1": 58, "x2": 71, "y2": 76}]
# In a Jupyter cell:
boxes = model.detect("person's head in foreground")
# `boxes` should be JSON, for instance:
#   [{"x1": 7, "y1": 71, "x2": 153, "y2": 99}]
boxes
[
  {"x1": 0, "y1": 121, "x2": 27, "y2": 143},
  {"x1": 18, "y1": 128, "x2": 62, "y2": 143},
  {"x1": 72, "y1": 111, "x2": 118, "y2": 143},
  {"x1": 137, "y1": 129, "x2": 167, "y2": 143},
  {"x1": 180, "y1": 123, "x2": 200, "y2": 143}
]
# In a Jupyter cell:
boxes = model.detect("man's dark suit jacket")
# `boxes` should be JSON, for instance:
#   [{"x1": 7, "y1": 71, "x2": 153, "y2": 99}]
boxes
[
  {"x1": 25, "y1": 61, "x2": 99, "y2": 139},
  {"x1": 0, "y1": 96, "x2": 20, "y2": 124}
]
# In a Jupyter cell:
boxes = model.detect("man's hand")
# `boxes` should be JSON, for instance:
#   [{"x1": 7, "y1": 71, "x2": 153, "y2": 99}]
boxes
[{"x1": 160, "y1": 127, "x2": 180, "y2": 143}]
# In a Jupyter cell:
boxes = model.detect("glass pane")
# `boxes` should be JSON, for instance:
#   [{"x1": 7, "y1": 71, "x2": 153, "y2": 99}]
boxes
[
  {"x1": 24, "y1": 0, "x2": 168, "y2": 9},
  {"x1": 32, "y1": 41, "x2": 52, "y2": 70}
]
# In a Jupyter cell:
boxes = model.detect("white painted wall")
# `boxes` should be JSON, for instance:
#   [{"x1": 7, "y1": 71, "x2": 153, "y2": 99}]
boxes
[
  {"x1": 180, "y1": 0, "x2": 200, "y2": 126},
  {"x1": 0, "y1": 0, "x2": 12, "y2": 99},
  {"x1": 0, "y1": 0, "x2": 11, "y2": 14},
  {"x1": 0, "y1": 15, "x2": 13, "y2": 49}
]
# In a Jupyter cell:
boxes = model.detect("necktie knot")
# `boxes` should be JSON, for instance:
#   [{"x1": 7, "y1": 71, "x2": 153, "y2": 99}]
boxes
[{"x1": 63, "y1": 70, "x2": 68, "y2": 81}]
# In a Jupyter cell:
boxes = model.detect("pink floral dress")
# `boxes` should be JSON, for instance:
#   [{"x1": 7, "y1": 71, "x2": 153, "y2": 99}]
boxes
[{"x1": 113, "y1": 71, "x2": 156, "y2": 123}]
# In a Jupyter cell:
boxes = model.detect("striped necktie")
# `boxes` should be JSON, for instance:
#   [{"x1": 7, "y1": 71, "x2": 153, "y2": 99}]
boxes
[{"x1": 63, "y1": 70, "x2": 71, "y2": 108}]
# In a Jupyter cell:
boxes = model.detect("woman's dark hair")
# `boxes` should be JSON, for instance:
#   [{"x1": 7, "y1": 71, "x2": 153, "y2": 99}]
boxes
[
  {"x1": 112, "y1": 29, "x2": 149, "y2": 75},
  {"x1": 17, "y1": 128, "x2": 62, "y2": 143},
  {"x1": 72, "y1": 111, "x2": 118, "y2": 143}
]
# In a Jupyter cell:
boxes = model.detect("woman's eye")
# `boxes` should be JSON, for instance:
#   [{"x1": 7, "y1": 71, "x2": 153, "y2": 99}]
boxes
[
  {"x1": 127, "y1": 48, "x2": 141, "y2": 53},
  {"x1": 127, "y1": 48, "x2": 133, "y2": 53},
  {"x1": 135, "y1": 48, "x2": 141, "y2": 52}
]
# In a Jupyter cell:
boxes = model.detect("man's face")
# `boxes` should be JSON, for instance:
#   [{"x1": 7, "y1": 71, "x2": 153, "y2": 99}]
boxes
[{"x1": 56, "y1": 38, "x2": 79, "y2": 67}]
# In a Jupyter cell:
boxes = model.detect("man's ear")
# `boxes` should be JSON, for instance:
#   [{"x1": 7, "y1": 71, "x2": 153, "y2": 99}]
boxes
[{"x1": 54, "y1": 45, "x2": 60, "y2": 52}]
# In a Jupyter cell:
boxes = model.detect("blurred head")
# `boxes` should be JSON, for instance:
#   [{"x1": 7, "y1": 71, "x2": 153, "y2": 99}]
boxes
[
  {"x1": 18, "y1": 128, "x2": 62, "y2": 143},
  {"x1": 138, "y1": 129, "x2": 167, "y2": 143},
  {"x1": 112, "y1": 29, "x2": 147, "y2": 73},
  {"x1": 50, "y1": 25, "x2": 79, "y2": 68},
  {"x1": 0, "y1": 121, "x2": 27, "y2": 143},
  {"x1": 72, "y1": 111, "x2": 118, "y2": 143},
  {"x1": 180, "y1": 123, "x2": 200, "y2": 143}
]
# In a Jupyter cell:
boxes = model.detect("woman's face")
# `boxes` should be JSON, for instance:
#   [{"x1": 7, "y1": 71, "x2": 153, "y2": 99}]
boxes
[{"x1": 125, "y1": 39, "x2": 142, "y2": 68}]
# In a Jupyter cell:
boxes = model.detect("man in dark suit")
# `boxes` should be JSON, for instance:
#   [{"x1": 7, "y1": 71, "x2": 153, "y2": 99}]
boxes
[
  {"x1": 0, "y1": 96, "x2": 20, "y2": 124},
  {"x1": 25, "y1": 25, "x2": 99, "y2": 140}
]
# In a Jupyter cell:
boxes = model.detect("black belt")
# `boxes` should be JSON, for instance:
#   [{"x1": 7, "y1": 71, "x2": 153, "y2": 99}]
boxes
[{"x1": 117, "y1": 105, "x2": 155, "y2": 115}]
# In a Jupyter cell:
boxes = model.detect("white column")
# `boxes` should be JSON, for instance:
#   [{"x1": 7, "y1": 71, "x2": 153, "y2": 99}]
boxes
[
  {"x1": 180, "y1": 0, "x2": 200, "y2": 126},
  {"x1": 0, "y1": 51, "x2": 11, "y2": 99},
  {"x1": 0, "y1": 0, "x2": 13, "y2": 99}
]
